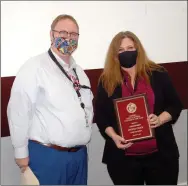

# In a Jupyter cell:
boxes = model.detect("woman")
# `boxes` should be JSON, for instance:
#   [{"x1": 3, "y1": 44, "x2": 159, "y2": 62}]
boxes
[{"x1": 95, "y1": 31, "x2": 183, "y2": 185}]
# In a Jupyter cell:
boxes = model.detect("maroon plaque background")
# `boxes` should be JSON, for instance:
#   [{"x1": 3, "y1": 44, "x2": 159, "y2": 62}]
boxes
[{"x1": 114, "y1": 94, "x2": 154, "y2": 142}]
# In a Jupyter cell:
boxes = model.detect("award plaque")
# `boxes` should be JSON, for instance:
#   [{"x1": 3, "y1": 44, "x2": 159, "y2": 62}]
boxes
[{"x1": 113, "y1": 93, "x2": 154, "y2": 142}]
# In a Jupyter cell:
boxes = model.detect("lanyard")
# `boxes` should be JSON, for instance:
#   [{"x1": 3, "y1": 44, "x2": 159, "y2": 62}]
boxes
[{"x1": 48, "y1": 49, "x2": 91, "y2": 126}]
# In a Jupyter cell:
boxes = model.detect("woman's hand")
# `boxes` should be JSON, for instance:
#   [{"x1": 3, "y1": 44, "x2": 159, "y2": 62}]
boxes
[
  {"x1": 105, "y1": 126, "x2": 133, "y2": 150},
  {"x1": 111, "y1": 134, "x2": 133, "y2": 150},
  {"x1": 148, "y1": 114, "x2": 162, "y2": 128}
]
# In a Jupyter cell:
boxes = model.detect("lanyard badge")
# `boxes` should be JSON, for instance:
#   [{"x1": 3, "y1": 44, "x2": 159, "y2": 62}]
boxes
[{"x1": 48, "y1": 49, "x2": 90, "y2": 127}]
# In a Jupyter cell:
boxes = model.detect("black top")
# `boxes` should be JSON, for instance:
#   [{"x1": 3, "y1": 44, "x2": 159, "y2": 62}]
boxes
[{"x1": 94, "y1": 70, "x2": 183, "y2": 164}]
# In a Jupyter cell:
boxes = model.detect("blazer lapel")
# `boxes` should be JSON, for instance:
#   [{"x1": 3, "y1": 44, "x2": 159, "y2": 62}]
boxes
[{"x1": 111, "y1": 84, "x2": 122, "y2": 99}]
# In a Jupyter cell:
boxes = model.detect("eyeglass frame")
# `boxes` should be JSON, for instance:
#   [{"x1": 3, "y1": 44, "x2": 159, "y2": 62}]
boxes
[{"x1": 52, "y1": 29, "x2": 80, "y2": 39}]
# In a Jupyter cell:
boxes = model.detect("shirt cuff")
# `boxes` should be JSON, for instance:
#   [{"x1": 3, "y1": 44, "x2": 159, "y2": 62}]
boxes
[{"x1": 14, "y1": 146, "x2": 29, "y2": 159}]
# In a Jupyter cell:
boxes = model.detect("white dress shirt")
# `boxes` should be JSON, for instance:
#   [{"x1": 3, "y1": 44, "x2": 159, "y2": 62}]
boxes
[{"x1": 7, "y1": 49, "x2": 94, "y2": 159}]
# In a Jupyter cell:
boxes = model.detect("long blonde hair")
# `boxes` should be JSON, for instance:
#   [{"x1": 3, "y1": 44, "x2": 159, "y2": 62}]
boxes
[{"x1": 100, "y1": 31, "x2": 165, "y2": 96}]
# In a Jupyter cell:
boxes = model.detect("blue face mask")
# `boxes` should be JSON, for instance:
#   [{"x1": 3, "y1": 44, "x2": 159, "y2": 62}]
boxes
[{"x1": 54, "y1": 37, "x2": 78, "y2": 55}]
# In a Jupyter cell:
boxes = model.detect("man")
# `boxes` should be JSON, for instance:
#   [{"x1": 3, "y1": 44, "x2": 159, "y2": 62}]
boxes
[{"x1": 7, "y1": 14, "x2": 94, "y2": 185}]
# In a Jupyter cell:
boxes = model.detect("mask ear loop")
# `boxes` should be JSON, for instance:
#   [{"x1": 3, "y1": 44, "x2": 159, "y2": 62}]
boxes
[{"x1": 51, "y1": 31, "x2": 55, "y2": 46}]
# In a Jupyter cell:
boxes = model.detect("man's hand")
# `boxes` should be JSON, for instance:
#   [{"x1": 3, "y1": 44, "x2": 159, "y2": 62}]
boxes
[
  {"x1": 15, "y1": 157, "x2": 29, "y2": 173},
  {"x1": 111, "y1": 134, "x2": 133, "y2": 150}
]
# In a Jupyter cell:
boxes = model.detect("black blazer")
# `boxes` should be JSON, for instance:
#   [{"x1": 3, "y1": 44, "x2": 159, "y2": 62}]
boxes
[{"x1": 95, "y1": 70, "x2": 183, "y2": 164}]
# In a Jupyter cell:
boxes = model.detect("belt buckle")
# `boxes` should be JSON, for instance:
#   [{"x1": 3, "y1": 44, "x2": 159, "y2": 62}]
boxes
[{"x1": 68, "y1": 147, "x2": 77, "y2": 152}]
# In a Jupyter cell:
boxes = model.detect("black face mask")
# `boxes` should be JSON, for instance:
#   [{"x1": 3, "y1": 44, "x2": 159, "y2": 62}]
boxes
[{"x1": 118, "y1": 50, "x2": 138, "y2": 68}]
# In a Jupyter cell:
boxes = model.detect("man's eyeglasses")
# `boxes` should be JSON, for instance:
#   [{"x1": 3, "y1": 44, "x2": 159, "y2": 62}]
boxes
[{"x1": 52, "y1": 30, "x2": 79, "y2": 39}]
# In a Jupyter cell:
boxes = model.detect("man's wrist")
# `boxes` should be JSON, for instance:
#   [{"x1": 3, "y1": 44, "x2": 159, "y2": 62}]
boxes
[{"x1": 15, "y1": 146, "x2": 29, "y2": 159}]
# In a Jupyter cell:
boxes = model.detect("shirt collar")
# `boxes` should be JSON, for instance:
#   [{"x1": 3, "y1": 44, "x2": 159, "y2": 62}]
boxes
[{"x1": 50, "y1": 48, "x2": 76, "y2": 71}]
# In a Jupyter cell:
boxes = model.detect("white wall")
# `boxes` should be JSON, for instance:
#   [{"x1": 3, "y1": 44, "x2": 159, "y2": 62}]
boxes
[
  {"x1": 1, "y1": 1, "x2": 187, "y2": 77},
  {"x1": 1, "y1": 1, "x2": 187, "y2": 185}
]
